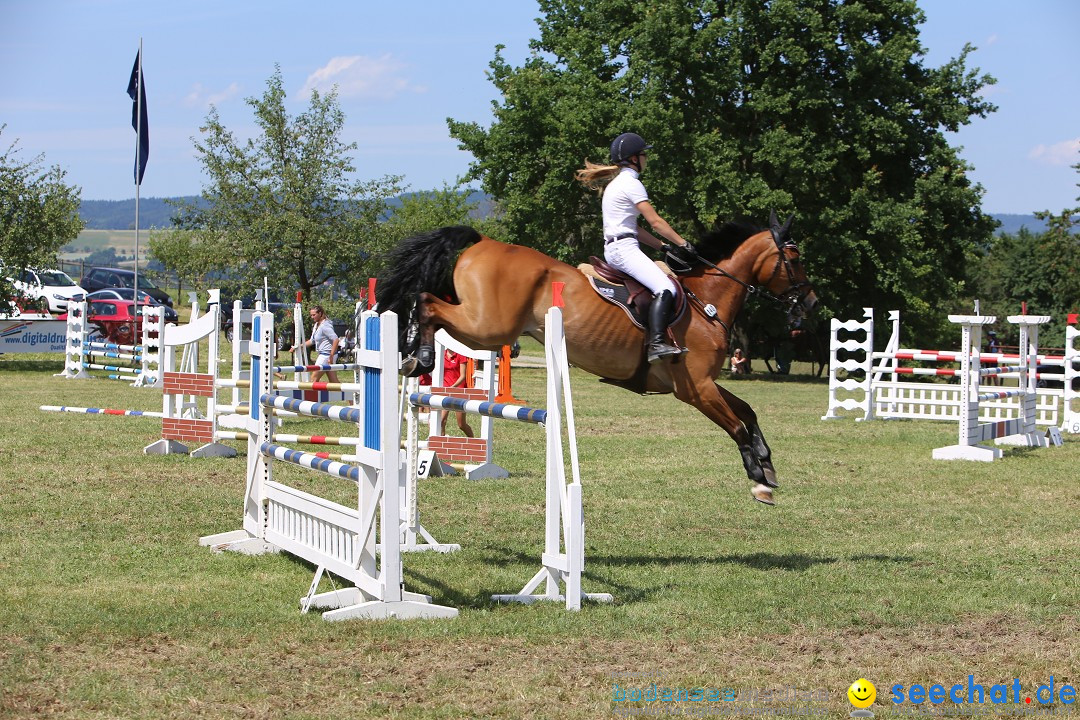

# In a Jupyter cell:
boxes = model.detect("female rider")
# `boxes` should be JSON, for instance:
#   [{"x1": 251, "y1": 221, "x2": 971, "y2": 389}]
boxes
[{"x1": 576, "y1": 132, "x2": 697, "y2": 363}]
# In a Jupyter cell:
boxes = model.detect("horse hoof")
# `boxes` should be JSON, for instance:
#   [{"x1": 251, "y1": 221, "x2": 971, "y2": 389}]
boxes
[
  {"x1": 751, "y1": 484, "x2": 775, "y2": 506},
  {"x1": 761, "y1": 465, "x2": 780, "y2": 488},
  {"x1": 399, "y1": 346, "x2": 436, "y2": 377}
]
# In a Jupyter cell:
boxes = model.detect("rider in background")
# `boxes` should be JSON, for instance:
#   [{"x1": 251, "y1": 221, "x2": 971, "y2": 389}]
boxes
[{"x1": 576, "y1": 132, "x2": 698, "y2": 364}]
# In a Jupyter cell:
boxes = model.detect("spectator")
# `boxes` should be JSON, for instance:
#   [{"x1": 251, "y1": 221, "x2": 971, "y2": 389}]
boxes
[
  {"x1": 289, "y1": 305, "x2": 341, "y2": 384},
  {"x1": 439, "y1": 349, "x2": 475, "y2": 437},
  {"x1": 731, "y1": 348, "x2": 749, "y2": 375}
]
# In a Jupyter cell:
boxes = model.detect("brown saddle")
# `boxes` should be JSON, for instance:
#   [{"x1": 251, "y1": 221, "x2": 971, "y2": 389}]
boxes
[{"x1": 576, "y1": 257, "x2": 687, "y2": 330}]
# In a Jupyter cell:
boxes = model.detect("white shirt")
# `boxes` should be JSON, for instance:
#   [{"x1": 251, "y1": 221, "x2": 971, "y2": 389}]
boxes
[{"x1": 602, "y1": 167, "x2": 648, "y2": 239}]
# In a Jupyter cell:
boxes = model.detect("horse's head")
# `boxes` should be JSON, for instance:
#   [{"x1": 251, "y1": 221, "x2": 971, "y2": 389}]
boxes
[{"x1": 759, "y1": 210, "x2": 818, "y2": 323}]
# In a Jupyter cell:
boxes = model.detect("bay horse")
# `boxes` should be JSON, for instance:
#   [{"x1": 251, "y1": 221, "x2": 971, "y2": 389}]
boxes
[{"x1": 376, "y1": 212, "x2": 818, "y2": 505}]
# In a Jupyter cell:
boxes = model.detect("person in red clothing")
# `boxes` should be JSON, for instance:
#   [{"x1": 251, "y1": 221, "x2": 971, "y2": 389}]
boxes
[{"x1": 439, "y1": 350, "x2": 475, "y2": 437}]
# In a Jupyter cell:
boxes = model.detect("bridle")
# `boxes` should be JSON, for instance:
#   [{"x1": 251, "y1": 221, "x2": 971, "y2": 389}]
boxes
[{"x1": 683, "y1": 228, "x2": 813, "y2": 324}]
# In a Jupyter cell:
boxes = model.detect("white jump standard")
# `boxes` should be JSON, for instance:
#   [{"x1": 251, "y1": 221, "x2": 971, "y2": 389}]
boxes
[
  {"x1": 406, "y1": 303, "x2": 613, "y2": 611},
  {"x1": 200, "y1": 309, "x2": 457, "y2": 621},
  {"x1": 932, "y1": 314, "x2": 1051, "y2": 461}
]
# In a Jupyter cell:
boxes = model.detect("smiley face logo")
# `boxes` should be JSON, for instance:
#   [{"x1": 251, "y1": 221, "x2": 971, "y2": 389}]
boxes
[{"x1": 847, "y1": 678, "x2": 876, "y2": 709}]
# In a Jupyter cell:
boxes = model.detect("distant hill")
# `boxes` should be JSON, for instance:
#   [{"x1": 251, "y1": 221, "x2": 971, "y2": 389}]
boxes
[
  {"x1": 78, "y1": 198, "x2": 1045, "y2": 236},
  {"x1": 989, "y1": 213, "x2": 1053, "y2": 236},
  {"x1": 79, "y1": 191, "x2": 493, "y2": 229},
  {"x1": 79, "y1": 197, "x2": 203, "y2": 229}
]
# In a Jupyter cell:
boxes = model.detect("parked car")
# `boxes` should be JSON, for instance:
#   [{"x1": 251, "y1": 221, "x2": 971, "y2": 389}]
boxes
[
  {"x1": 5, "y1": 267, "x2": 86, "y2": 313},
  {"x1": 58, "y1": 298, "x2": 156, "y2": 346},
  {"x1": 79, "y1": 267, "x2": 174, "y2": 307},
  {"x1": 81, "y1": 288, "x2": 179, "y2": 323}
]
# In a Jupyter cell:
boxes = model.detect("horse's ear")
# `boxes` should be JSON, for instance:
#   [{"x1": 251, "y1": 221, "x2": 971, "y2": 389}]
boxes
[
  {"x1": 781, "y1": 213, "x2": 794, "y2": 239},
  {"x1": 769, "y1": 209, "x2": 780, "y2": 231}
]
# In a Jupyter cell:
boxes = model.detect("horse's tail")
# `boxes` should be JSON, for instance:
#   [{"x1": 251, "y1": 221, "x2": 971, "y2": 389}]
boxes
[{"x1": 376, "y1": 225, "x2": 481, "y2": 349}]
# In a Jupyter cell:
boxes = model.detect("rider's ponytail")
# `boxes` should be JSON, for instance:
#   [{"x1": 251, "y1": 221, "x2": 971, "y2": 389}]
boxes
[{"x1": 575, "y1": 160, "x2": 621, "y2": 192}]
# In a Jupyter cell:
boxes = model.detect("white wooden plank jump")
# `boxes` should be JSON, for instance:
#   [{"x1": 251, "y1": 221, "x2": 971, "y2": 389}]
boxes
[{"x1": 200, "y1": 308, "x2": 457, "y2": 620}]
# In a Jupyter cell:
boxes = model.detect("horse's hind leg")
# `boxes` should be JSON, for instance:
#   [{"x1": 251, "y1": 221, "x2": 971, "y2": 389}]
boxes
[
  {"x1": 671, "y1": 375, "x2": 776, "y2": 505},
  {"x1": 716, "y1": 384, "x2": 778, "y2": 488}
]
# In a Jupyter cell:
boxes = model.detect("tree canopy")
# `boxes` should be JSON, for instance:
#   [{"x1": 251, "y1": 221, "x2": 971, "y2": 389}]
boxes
[
  {"x1": 968, "y1": 159, "x2": 1080, "y2": 346},
  {"x1": 168, "y1": 68, "x2": 402, "y2": 296},
  {"x1": 449, "y1": 0, "x2": 998, "y2": 345},
  {"x1": 0, "y1": 125, "x2": 84, "y2": 297}
]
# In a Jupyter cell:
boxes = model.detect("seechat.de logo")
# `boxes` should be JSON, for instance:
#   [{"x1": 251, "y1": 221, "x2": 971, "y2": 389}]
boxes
[{"x1": 848, "y1": 678, "x2": 876, "y2": 717}]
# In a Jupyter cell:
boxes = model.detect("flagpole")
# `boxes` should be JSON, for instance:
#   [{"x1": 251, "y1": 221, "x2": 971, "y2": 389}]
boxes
[{"x1": 134, "y1": 37, "x2": 142, "y2": 306}]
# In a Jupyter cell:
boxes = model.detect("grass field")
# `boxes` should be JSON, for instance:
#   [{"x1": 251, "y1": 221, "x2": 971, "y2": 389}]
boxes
[{"x1": 1, "y1": 349, "x2": 1077, "y2": 719}]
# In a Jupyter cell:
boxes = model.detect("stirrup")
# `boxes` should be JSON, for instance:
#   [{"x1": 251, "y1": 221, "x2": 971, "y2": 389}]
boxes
[{"x1": 647, "y1": 342, "x2": 683, "y2": 364}]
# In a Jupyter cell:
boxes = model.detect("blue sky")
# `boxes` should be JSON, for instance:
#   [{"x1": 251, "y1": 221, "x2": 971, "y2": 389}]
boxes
[{"x1": 2, "y1": 1, "x2": 1077, "y2": 214}]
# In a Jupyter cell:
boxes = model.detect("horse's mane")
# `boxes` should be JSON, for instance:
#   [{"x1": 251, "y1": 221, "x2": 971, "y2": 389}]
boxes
[
  {"x1": 376, "y1": 225, "x2": 481, "y2": 323},
  {"x1": 695, "y1": 220, "x2": 763, "y2": 263}
]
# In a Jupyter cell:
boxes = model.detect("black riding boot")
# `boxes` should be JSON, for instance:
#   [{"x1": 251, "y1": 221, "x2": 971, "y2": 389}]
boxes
[{"x1": 646, "y1": 290, "x2": 682, "y2": 364}]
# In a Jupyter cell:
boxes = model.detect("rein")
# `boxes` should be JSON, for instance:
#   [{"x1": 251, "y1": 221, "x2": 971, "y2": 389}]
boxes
[{"x1": 685, "y1": 232, "x2": 811, "y2": 325}]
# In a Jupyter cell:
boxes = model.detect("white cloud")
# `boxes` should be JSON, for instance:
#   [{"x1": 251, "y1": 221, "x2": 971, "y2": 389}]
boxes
[
  {"x1": 183, "y1": 82, "x2": 241, "y2": 108},
  {"x1": 300, "y1": 54, "x2": 425, "y2": 100},
  {"x1": 1028, "y1": 138, "x2": 1080, "y2": 166}
]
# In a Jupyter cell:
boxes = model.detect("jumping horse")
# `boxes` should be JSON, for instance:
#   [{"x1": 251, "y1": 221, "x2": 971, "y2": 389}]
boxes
[{"x1": 376, "y1": 211, "x2": 818, "y2": 505}]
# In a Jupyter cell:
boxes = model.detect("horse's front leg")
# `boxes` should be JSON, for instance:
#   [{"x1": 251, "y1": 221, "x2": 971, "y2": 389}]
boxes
[
  {"x1": 671, "y1": 373, "x2": 776, "y2": 506},
  {"x1": 715, "y1": 384, "x2": 778, "y2": 489}
]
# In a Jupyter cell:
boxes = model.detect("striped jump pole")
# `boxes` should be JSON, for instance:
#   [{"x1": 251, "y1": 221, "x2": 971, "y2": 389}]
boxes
[
  {"x1": 40, "y1": 405, "x2": 165, "y2": 418},
  {"x1": 408, "y1": 393, "x2": 547, "y2": 425},
  {"x1": 259, "y1": 442, "x2": 361, "y2": 482},
  {"x1": 272, "y1": 363, "x2": 361, "y2": 373},
  {"x1": 260, "y1": 394, "x2": 362, "y2": 423},
  {"x1": 219, "y1": 379, "x2": 367, "y2": 393},
  {"x1": 214, "y1": 430, "x2": 361, "y2": 446},
  {"x1": 85, "y1": 340, "x2": 145, "y2": 352},
  {"x1": 82, "y1": 362, "x2": 141, "y2": 374}
]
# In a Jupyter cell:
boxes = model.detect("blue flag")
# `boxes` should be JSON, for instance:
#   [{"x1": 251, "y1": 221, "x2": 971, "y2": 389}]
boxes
[{"x1": 127, "y1": 50, "x2": 149, "y2": 185}]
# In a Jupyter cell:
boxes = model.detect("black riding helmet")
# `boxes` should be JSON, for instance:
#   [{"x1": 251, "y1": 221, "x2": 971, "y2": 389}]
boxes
[{"x1": 610, "y1": 132, "x2": 652, "y2": 165}]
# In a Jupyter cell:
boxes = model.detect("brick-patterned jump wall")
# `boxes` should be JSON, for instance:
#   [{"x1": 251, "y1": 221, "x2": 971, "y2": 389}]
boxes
[
  {"x1": 162, "y1": 417, "x2": 215, "y2": 444},
  {"x1": 431, "y1": 386, "x2": 487, "y2": 401},
  {"x1": 426, "y1": 435, "x2": 489, "y2": 464},
  {"x1": 162, "y1": 371, "x2": 216, "y2": 397}
]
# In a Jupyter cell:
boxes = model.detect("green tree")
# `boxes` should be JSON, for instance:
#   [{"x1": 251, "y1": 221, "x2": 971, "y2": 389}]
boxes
[
  {"x1": 146, "y1": 228, "x2": 220, "y2": 295},
  {"x1": 448, "y1": 0, "x2": 998, "y2": 346},
  {"x1": 377, "y1": 186, "x2": 506, "y2": 270},
  {"x1": 970, "y1": 159, "x2": 1080, "y2": 346},
  {"x1": 0, "y1": 125, "x2": 84, "y2": 311},
  {"x1": 171, "y1": 68, "x2": 402, "y2": 295}
]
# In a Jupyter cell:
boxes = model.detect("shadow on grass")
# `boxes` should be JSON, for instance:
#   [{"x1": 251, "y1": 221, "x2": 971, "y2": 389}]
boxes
[
  {"x1": 275, "y1": 545, "x2": 915, "y2": 611},
  {"x1": 402, "y1": 549, "x2": 915, "y2": 609}
]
